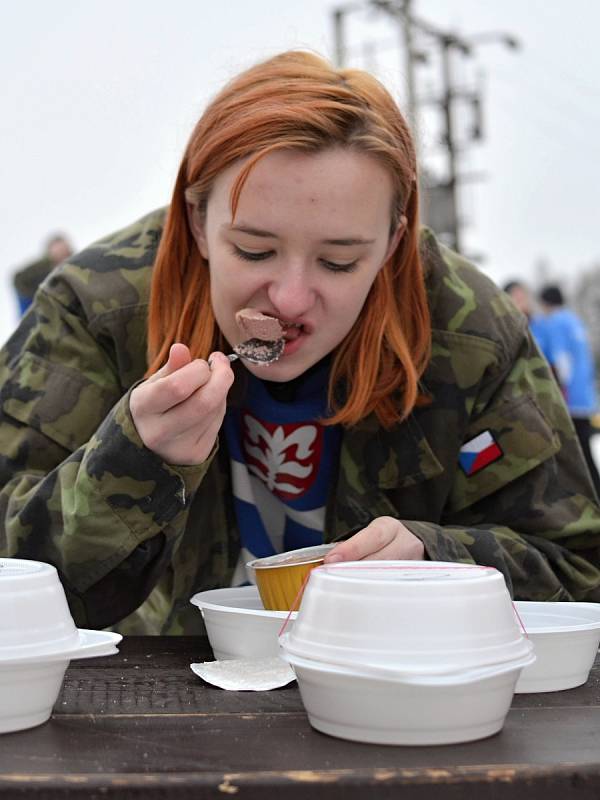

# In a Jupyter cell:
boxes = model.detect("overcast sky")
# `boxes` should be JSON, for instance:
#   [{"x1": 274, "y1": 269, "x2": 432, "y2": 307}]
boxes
[{"x1": 2, "y1": 0, "x2": 600, "y2": 346}]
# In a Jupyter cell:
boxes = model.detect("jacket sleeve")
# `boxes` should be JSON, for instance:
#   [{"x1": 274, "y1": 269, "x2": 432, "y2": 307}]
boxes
[
  {"x1": 0, "y1": 283, "x2": 213, "y2": 628},
  {"x1": 403, "y1": 330, "x2": 600, "y2": 602}
]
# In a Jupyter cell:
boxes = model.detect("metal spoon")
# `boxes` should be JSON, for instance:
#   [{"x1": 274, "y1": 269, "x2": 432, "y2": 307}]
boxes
[
  {"x1": 227, "y1": 337, "x2": 285, "y2": 365},
  {"x1": 208, "y1": 338, "x2": 283, "y2": 368}
]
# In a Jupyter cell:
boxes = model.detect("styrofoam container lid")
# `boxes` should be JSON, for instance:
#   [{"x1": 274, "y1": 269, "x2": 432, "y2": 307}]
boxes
[
  {"x1": 285, "y1": 560, "x2": 529, "y2": 671},
  {"x1": 306, "y1": 561, "x2": 502, "y2": 589},
  {"x1": 0, "y1": 558, "x2": 61, "y2": 585},
  {"x1": 0, "y1": 559, "x2": 122, "y2": 665},
  {"x1": 0, "y1": 558, "x2": 80, "y2": 656}
]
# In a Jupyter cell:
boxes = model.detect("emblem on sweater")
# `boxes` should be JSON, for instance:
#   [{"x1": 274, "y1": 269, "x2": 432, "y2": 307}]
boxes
[
  {"x1": 242, "y1": 413, "x2": 323, "y2": 500},
  {"x1": 459, "y1": 430, "x2": 503, "y2": 476}
]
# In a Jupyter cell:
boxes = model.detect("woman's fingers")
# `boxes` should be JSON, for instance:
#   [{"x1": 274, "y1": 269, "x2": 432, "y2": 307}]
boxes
[
  {"x1": 129, "y1": 348, "x2": 235, "y2": 465},
  {"x1": 325, "y1": 519, "x2": 396, "y2": 562},
  {"x1": 155, "y1": 360, "x2": 213, "y2": 414},
  {"x1": 153, "y1": 353, "x2": 234, "y2": 437},
  {"x1": 361, "y1": 540, "x2": 419, "y2": 560},
  {"x1": 323, "y1": 517, "x2": 424, "y2": 563},
  {"x1": 147, "y1": 343, "x2": 193, "y2": 383}
]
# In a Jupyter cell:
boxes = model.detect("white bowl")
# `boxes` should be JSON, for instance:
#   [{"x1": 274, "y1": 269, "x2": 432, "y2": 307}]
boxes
[
  {"x1": 0, "y1": 628, "x2": 122, "y2": 733},
  {"x1": 190, "y1": 586, "x2": 297, "y2": 660},
  {"x1": 284, "y1": 650, "x2": 534, "y2": 745},
  {"x1": 514, "y1": 601, "x2": 600, "y2": 693},
  {"x1": 0, "y1": 659, "x2": 70, "y2": 734},
  {"x1": 0, "y1": 558, "x2": 79, "y2": 657},
  {"x1": 0, "y1": 558, "x2": 123, "y2": 733},
  {"x1": 285, "y1": 561, "x2": 531, "y2": 674}
]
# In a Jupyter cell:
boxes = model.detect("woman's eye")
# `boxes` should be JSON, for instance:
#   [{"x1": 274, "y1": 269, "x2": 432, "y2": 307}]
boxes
[
  {"x1": 320, "y1": 259, "x2": 358, "y2": 273},
  {"x1": 232, "y1": 245, "x2": 273, "y2": 262}
]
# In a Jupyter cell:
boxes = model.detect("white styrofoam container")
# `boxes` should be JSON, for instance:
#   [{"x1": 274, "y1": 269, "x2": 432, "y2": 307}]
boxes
[
  {"x1": 284, "y1": 650, "x2": 534, "y2": 746},
  {"x1": 284, "y1": 561, "x2": 532, "y2": 674},
  {"x1": 0, "y1": 558, "x2": 79, "y2": 658},
  {"x1": 191, "y1": 586, "x2": 296, "y2": 660},
  {"x1": 0, "y1": 660, "x2": 70, "y2": 734},
  {"x1": 514, "y1": 601, "x2": 600, "y2": 693},
  {"x1": 0, "y1": 558, "x2": 122, "y2": 733}
]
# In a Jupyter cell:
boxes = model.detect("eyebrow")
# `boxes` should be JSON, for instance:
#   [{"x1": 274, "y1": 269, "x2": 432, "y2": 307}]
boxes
[
  {"x1": 229, "y1": 225, "x2": 276, "y2": 238},
  {"x1": 323, "y1": 237, "x2": 375, "y2": 246},
  {"x1": 229, "y1": 225, "x2": 374, "y2": 246}
]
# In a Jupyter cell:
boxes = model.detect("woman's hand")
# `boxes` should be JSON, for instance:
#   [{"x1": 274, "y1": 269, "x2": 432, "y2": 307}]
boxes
[
  {"x1": 323, "y1": 516, "x2": 425, "y2": 563},
  {"x1": 129, "y1": 343, "x2": 234, "y2": 466}
]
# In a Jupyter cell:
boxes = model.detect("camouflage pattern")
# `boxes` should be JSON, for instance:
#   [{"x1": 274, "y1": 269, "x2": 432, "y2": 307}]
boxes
[{"x1": 1, "y1": 209, "x2": 600, "y2": 635}]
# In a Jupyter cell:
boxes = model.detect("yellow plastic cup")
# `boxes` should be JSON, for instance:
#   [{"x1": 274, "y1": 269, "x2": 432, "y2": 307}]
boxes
[{"x1": 247, "y1": 545, "x2": 335, "y2": 611}]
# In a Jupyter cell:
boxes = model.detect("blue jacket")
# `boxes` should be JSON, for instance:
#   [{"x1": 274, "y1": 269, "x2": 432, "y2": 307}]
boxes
[{"x1": 532, "y1": 309, "x2": 598, "y2": 417}]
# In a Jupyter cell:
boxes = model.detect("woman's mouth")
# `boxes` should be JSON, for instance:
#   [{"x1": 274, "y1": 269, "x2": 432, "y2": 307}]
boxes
[
  {"x1": 281, "y1": 323, "x2": 308, "y2": 356},
  {"x1": 282, "y1": 322, "x2": 303, "y2": 341}
]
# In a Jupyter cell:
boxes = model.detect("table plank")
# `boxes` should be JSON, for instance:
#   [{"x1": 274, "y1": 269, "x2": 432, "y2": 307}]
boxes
[
  {"x1": 3, "y1": 706, "x2": 600, "y2": 772},
  {"x1": 2, "y1": 765, "x2": 600, "y2": 800}
]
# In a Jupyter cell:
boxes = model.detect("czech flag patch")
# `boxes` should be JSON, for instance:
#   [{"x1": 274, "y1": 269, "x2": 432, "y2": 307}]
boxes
[{"x1": 459, "y1": 430, "x2": 503, "y2": 476}]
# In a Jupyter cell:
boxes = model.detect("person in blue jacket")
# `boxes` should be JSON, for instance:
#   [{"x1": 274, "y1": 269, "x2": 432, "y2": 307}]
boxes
[{"x1": 538, "y1": 284, "x2": 600, "y2": 496}]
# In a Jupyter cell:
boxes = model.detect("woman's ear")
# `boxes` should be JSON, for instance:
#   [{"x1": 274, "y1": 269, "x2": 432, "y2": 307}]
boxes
[
  {"x1": 384, "y1": 214, "x2": 408, "y2": 263},
  {"x1": 186, "y1": 202, "x2": 209, "y2": 260}
]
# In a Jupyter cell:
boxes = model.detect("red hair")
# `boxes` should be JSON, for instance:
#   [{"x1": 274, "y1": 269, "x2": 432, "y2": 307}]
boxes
[{"x1": 147, "y1": 51, "x2": 430, "y2": 427}]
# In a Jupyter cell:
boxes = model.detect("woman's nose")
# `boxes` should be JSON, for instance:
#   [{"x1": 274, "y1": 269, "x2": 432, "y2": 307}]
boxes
[{"x1": 266, "y1": 265, "x2": 316, "y2": 320}]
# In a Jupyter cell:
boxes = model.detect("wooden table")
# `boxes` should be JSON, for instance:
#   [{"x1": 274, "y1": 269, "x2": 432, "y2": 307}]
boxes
[{"x1": 1, "y1": 637, "x2": 600, "y2": 799}]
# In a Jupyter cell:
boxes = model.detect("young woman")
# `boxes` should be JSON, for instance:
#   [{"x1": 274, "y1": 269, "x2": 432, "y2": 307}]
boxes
[{"x1": 1, "y1": 51, "x2": 600, "y2": 634}]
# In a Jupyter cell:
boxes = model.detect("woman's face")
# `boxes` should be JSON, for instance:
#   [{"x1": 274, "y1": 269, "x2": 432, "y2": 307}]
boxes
[{"x1": 188, "y1": 147, "x2": 404, "y2": 382}]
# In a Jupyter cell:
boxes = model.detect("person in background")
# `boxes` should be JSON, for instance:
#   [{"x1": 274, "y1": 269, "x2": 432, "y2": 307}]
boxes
[
  {"x1": 537, "y1": 284, "x2": 600, "y2": 497},
  {"x1": 502, "y1": 279, "x2": 548, "y2": 348},
  {"x1": 502, "y1": 280, "x2": 534, "y2": 319},
  {"x1": 0, "y1": 52, "x2": 600, "y2": 635},
  {"x1": 12, "y1": 233, "x2": 73, "y2": 315}
]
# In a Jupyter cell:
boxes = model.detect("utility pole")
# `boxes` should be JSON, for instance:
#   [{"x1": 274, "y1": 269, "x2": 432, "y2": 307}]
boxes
[
  {"x1": 372, "y1": 3, "x2": 517, "y2": 255},
  {"x1": 438, "y1": 35, "x2": 462, "y2": 253},
  {"x1": 398, "y1": 0, "x2": 417, "y2": 127},
  {"x1": 331, "y1": 3, "x2": 363, "y2": 67},
  {"x1": 330, "y1": 2, "x2": 518, "y2": 256},
  {"x1": 333, "y1": 7, "x2": 346, "y2": 67},
  {"x1": 367, "y1": 0, "x2": 419, "y2": 133},
  {"x1": 334, "y1": 0, "x2": 418, "y2": 128}
]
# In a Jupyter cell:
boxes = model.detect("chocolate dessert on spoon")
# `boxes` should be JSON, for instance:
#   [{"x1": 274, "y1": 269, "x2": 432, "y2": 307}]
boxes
[{"x1": 228, "y1": 309, "x2": 285, "y2": 365}]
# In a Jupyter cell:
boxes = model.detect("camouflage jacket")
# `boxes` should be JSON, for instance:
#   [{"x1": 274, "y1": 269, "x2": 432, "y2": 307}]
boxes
[{"x1": 1, "y1": 209, "x2": 600, "y2": 635}]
